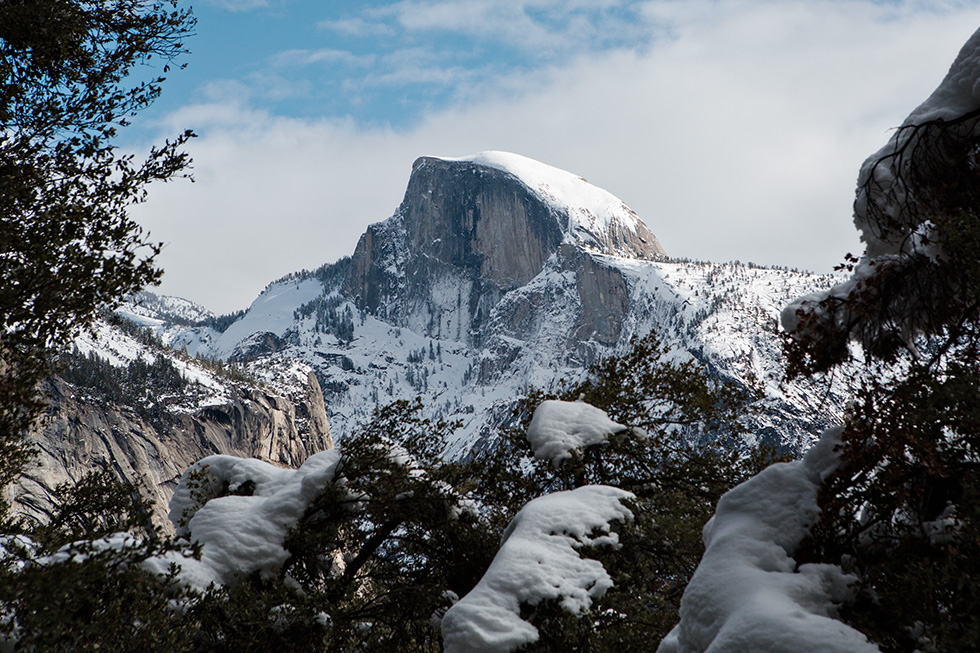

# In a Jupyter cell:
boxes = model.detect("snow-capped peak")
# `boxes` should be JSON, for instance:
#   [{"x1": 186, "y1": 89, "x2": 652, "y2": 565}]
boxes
[{"x1": 434, "y1": 151, "x2": 664, "y2": 259}]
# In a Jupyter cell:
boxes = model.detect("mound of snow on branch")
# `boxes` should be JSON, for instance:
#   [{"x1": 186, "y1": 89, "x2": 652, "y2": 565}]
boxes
[
  {"x1": 144, "y1": 451, "x2": 342, "y2": 590},
  {"x1": 440, "y1": 485, "x2": 634, "y2": 653},
  {"x1": 526, "y1": 399, "x2": 628, "y2": 466},
  {"x1": 657, "y1": 428, "x2": 879, "y2": 653},
  {"x1": 782, "y1": 26, "x2": 980, "y2": 339}
]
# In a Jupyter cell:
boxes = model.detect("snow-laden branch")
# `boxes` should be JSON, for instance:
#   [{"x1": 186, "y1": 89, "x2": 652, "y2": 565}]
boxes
[{"x1": 441, "y1": 485, "x2": 634, "y2": 653}]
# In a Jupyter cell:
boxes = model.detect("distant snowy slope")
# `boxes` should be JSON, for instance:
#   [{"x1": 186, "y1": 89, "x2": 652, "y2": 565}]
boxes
[
  {"x1": 124, "y1": 290, "x2": 215, "y2": 325},
  {"x1": 211, "y1": 277, "x2": 323, "y2": 359}
]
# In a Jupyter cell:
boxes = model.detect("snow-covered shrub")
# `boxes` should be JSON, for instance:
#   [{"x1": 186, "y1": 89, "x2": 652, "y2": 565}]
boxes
[
  {"x1": 783, "y1": 27, "x2": 980, "y2": 376},
  {"x1": 456, "y1": 332, "x2": 775, "y2": 649},
  {"x1": 441, "y1": 485, "x2": 634, "y2": 652}
]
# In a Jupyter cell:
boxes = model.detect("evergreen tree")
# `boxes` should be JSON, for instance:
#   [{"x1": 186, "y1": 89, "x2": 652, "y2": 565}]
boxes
[
  {"x1": 0, "y1": 0, "x2": 194, "y2": 494},
  {"x1": 454, "y1": 332, "x2": 778, "y2": 648},
  {"x1": 785, "y1": 81, "x2": 980, "y2": 650}
]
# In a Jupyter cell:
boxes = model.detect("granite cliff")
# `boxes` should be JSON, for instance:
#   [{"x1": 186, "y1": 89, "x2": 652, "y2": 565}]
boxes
[
  {"x1": 342, "y1": 153, "x2": 664, "y2": 348},
  {"x1": 9, "y1": 324, "x2": 332, "y2": 532}
]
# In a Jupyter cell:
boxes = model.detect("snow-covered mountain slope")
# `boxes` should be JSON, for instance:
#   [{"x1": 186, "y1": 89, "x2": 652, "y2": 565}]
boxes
[
  {"x1": 121, "y1": 290, "x2": 215, "y2": 327},
  {"x1": 152, "y1": 152, "x2": 849, "y2": 457}
]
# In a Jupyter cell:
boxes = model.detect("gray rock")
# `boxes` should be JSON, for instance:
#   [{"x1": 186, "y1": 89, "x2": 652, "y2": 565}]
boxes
[{"x1": 9, "y1": 369, "x2": 332, "y2": 534}]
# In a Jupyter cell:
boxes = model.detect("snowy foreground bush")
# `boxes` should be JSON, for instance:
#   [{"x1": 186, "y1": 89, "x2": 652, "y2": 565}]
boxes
[
  {"x1": 150, "y1": 441, "x2": 635, "y2": 652},
  {"x1": 0, "y1": 333, "x2": 772, "y2": 650},
  {"x1": 657, "y1": 428, "x2": 877, "y2": 652},
  {"x1": 659, "y1": 24, "x2": 980, "y2": 653}
]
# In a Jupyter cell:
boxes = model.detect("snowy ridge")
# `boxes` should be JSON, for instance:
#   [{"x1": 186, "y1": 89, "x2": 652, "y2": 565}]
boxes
[
  {"x1": 154, "y1": 257, "x2": 847, "y2": 458},
  {"x1": 140, "y1": 150, "x2": 851, "y2": 458},
  {"x1": 73, "y1": 319, "x2": 230, "y2": 408},
  {"x1": 124, "y1": 290, "x2": 215, "y2": 326}
]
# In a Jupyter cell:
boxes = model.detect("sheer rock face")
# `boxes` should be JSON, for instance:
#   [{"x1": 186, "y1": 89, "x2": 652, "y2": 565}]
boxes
[
  {"x1": 10, "y1": 372, "x2": 333, "y2": 533},
  {"x1": 342, "y1": 155, "x2": 664, "y2": 349}
]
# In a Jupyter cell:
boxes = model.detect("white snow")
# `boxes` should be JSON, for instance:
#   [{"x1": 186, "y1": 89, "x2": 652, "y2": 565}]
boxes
[
  {"x1": 526, "y1": 399, "x2": 627, "y2": 466},
  {"x1": 857, "y1": 25, "x2": 980, "y2": 258},
  {"x1": 440, "y1": 485, "x2": 634, "y2": 653},
  {"x1": 657, "y1": 427, "x2": 879, "y2": 653},
  {"x1": 155, "y1": 255, "x2": 843, "y2": 457},
  {"x1": 437, "y1": 151, "x2": 645, "y2": 254},
  {"x1": 146, "y1": 450, "x2": 342, "y2": 590},
  {"x1": 212, "y1": 277, "x2": 323, "y2": 359}
]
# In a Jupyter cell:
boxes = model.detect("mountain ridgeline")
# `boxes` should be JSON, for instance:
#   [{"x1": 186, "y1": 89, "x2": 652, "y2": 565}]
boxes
[
  {"x1": 155, "y1": 151, "x2": 848, "y2": 459},
  {"x1": 14, "y1": 151, "x2": 850, "y2": 529}
]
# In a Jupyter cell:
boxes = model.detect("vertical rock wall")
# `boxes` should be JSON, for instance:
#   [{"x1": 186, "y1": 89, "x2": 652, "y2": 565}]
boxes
[{"x1": 9, "y1": 372, "x2": 333, "y2": 534}]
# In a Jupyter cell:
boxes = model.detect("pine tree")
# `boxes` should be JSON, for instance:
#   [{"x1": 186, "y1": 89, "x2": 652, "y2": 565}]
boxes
[
  {"x1": 785, "y1": 74, "x2": 980, "y2": 651},
  {"x1": 0, "y1": 0, "x2": 194, "y2": 495}
]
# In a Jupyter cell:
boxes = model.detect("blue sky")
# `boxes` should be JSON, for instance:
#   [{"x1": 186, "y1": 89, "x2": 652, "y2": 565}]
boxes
[
  {"x1": 142, "y1": 1, "x2": 658, "y2": 129},
  {"x1": 128, "y1": 0, "x2": 980, "y2": 313}
]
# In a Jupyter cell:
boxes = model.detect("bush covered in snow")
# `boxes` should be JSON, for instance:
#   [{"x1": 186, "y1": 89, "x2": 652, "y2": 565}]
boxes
[
  {"x1": 0, "y1": 330, "x2": 772, "y2": 651},
  {"x1": 661, "y1": 23, "x2": 980, "y2": 653}
]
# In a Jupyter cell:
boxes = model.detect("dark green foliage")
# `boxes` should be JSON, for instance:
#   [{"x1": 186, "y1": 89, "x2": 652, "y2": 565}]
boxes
[
  {"x1": 0, "y1": 0, "x2": 194, "y2": 490},
  {"x1": 294, "y1": 294, "x2": 356, "y2": 343},
  {"x1": 785, "y1": 113, "x2": 980, "y2": 378},
  {"x1": 0, "y1": 544, "x2": 195, "y2": 652},
  {"x1": 0, "y1": 333, "x2": 764, "y2": 651},
  {"x1": 0, "y1": 471, "x2": 198, "y2": 652},
  {"x1": 198, "y1": 308, "x2": 247, "y2": 333},
  {"x1": 188, "y1": 578, "x2": 332, "y2": 653},
  {"x1": 800, "y1": 344, "x2": 980, "y2": 651},
  {"x1": 37, "y1": 470, "x2": 156, "y2": 547},
  {"x1": 56, "y1": 346, "x2": 188, "y2": 426},
  {"x1": 278, "y1": 399, "x2": 497, "y2": 650}
]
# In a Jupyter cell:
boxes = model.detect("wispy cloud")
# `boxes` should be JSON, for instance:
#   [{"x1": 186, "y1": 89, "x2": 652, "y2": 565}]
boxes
[
  {"x1": 361, "y1": 0, "x2": 651, "y2": 53},
  {"x1": 272, "y1": 48, "x2": 376, "y2": 67},
  {"x1": 318, "y1": 16, "x2": 396, "y2": 37},
  {"x1": 200, "y1": 0, "x2": 272, "y2": 12}
]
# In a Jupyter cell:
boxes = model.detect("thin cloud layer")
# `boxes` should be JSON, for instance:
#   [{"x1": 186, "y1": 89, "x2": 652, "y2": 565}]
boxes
[{"x1": 131, "y1": 0, "x2": 980, "y2": 313}]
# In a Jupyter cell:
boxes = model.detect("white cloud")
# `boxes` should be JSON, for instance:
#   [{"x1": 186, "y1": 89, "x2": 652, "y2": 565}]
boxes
[
  {"x1": 132, "y1": 1, "x2": 980, "y2": 313},
  {"x1": 317, "y1": 16, "x2": 395, "y2": 37},
  {"x1": 271, "y1": 48, "x2": 376, "y2": 67},
  {"x1": 373, "y1": 0, "x2": 649, "y2": 53}
]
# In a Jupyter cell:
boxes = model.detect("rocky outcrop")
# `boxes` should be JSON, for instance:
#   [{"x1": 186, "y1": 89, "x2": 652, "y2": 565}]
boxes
[
  {"x1": 152, "y1": 151, "x2": 850, "y2": 460},
  {"x1": 8, "y1": 371, "x2": 333, "y2": 533}
]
